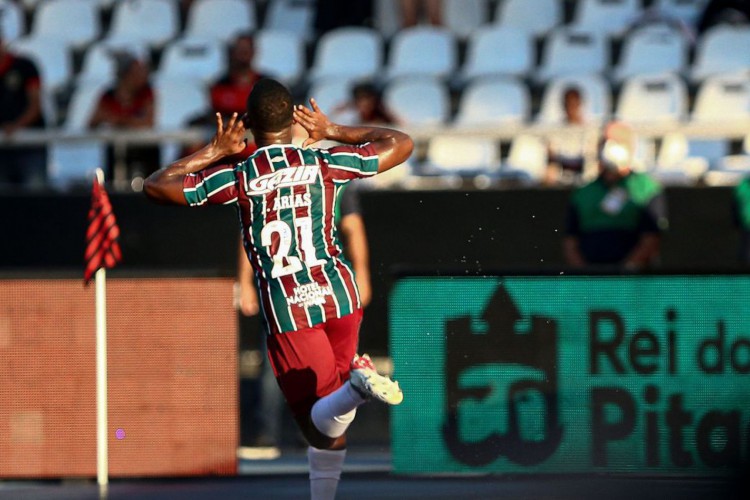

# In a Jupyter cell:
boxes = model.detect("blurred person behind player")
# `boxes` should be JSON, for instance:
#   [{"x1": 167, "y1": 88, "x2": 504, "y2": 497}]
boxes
[
  {"x1": 563, "y1": 121, "x2": 667, "y2": 270},
  {"x1": 144, "y1": 78, "x2": 412, "y2": 500}
]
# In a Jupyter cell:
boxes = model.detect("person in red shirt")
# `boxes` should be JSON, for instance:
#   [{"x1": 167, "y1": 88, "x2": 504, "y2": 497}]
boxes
[
  {"x1": 210, "y1": 33, "x2": 265, "y2": 120},
  {"x1": 89, "y1": 53, "x2": 158, "y2": 179},
  {"x1": 0, "y1": 28, "x2": 46, "y2": 188}
]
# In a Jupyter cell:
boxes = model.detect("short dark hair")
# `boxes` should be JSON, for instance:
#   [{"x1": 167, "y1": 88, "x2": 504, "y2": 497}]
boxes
[{"x1": 245, "y1": 78, "x2": 293, "y2": 133}]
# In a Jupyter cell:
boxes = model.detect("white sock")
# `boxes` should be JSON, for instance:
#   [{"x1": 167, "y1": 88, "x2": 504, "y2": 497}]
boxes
[
  {"x1": 308, "y1": 447, "x2": 346, "y2": 500},
  {"x1": 311, "y1": 383, "x2": 366, "y2": 438}
]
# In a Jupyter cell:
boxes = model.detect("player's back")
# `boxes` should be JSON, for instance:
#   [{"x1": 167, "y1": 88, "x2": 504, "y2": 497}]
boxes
[{"x1": 236, "y1": 142, "x2": 378, "y2": 333}]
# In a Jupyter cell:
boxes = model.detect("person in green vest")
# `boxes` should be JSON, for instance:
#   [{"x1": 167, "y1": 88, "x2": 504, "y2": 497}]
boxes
[
  {"x1": 563, "y1": 121, "x2": 668, "y2": 270},
  {"x1": 734, "y1": 177, "x2": 750, "y2": 264}
]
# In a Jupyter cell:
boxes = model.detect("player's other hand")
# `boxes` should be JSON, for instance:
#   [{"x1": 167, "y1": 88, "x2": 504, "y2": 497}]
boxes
[
  {"x1": 293, "y1": 98, "x2": 334, "y2": 148},
  {"x1": 211, "y1": 112, "x2": 247, "y2": 157}
]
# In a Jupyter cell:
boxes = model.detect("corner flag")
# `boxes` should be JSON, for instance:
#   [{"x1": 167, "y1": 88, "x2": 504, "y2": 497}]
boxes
[{"x1": 84, "y1": 176, "x2": 121, "y2": 284}]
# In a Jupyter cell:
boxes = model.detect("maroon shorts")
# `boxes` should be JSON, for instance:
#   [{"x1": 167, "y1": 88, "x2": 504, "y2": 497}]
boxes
[{"x1": 266, "y1": 309, "x2": 363, "y2": 420}]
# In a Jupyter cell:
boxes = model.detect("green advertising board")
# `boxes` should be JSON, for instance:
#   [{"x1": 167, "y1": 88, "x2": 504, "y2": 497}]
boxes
[{"x1": 390, "y1": 276, "x2": 750, "y2": 474}]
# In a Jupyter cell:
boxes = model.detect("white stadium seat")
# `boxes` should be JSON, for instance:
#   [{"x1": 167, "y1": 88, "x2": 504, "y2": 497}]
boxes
[
  {"x1": 502, "y1": 134, "x2": 549, "y2": 182},
  {"x1": 691, "y1": 25, "x2": 750, "y2": 82},
  {"x1": 386, "y1": 26, "x2": 457, "y2": 81},
  {"x1": 495, "y1": 0, "x2": 562, "y2": 36},
  {"x1": 65, "y1": 81, "x2": 109, "y2": 131},
  {"x1": 265, "y1": 0, "x2": 314, "y2": 41},
  {"x1": 651, "y1": 132, "x2": 709, "y2": 185},
  {"x1": 156, "y1": 38, "x2": 224, "y2": 84},
  {"x1": 106, "y1": 0, "x2": 179, "y2": 47},
  {"x1": 77, "y1": 41, "x2": 150, "y2": 86},
  {"x1": 612, "y1": 24, "x2": 688, "y2": 82},
  {"x1": 616, "y1": 73, "x2": 688, "y2": 124},
  {"x1": 424, "y1": 135, "x2": 500, "y2": 175},
  {"x1": 0, "y1": 0, "x2": 25, "y2": 42},
  {"x1": 309, "y1": 27, "x2": 383, "y2": 84},
  {"x1": 455, "y1": 77, "x2": 530, "y2": 126},
  {"x1": 571, "y1": 0, "x2": 642, "y2": 37},
  {"x1": 183, "y1": 0, "x2": 257, "y2": 43},
  {"x1": 443, "y1": 0, "x2": 489, "y2": 39},
  {"x1": 537, "y1": 74, "x2": 611, "y2": 124},
  {"x1": 383, "y1": 77, "x2": 449, "y2": 126},
  {"x1": 28, "y1": 0, "x2": 100, "y2": 49},
  {"x1": 10, "y1": 36, "x2": 71, "y2": 92},
  {"x1": 692, "y1": 74, "x2": 750, "y2": 124},
  {"x1": 535, "y1": 29, "x2": 608, "y2": 82},
  {"x1": 155, "y1": 80, "x2": 209, "y2": 165},
  {"x1": 254, "y1": 30, "x2": 305, "y2": 85},
  {"x1": 461, "y1": 27, "x2": 533, "y2": 81},
  {"x1": 306, "y1": 79, "x2": 352, "y2": 117}
]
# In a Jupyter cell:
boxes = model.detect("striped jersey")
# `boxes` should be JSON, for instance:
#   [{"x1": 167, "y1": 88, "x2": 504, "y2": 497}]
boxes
[{"x1": 183, "y1": 143, "x2": 379, "y2": 334}]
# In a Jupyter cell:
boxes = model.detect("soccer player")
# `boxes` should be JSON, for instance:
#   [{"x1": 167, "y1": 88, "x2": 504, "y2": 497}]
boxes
[{"x1": 144, "y1": 78, "x2": 413, "y2": 500}]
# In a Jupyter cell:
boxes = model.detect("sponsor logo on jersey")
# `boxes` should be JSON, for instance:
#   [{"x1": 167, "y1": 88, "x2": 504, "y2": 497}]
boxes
[
  {"x1": 248, "y1": 165, "x2": 319, "y2": 195},
  {"x1": 288, "y1": 282, "x2": 333, "y2": 308}
]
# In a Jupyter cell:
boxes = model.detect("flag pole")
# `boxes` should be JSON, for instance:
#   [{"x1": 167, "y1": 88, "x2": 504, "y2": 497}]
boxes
[{"x1": 94, "y1": 167, "x2": 109, "y2": 498}]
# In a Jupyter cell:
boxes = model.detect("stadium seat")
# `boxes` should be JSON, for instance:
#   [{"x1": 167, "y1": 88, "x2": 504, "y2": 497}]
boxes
[
  {"x1": 49, "y1": 81, "x2": 109, "y2": 188},
  {"x1": 612, "y1": 24, "x2": 688, "y2": 82},
  {"x1": 306, "y1": 79, "x2": 352, "y2": 117},
  {"x1": 692, "y1": 74, "x2": 750, "y2": 123},
  {"x1": 155, "y1": 80, "x2": 209, "y2": 164},
  {"x1": 570, "y1": 0, "x2": 642, "y2": 37},
  {"x1": 264, "y1": 0, "x2": 314, "y2": 41},
  {"x1": 653, "y1": 0, "x2": 709, "y2": 27},
  {"x1": 383, "y1": 77, "x2": 449, "y2": 126},
  {"x1": 711, "y1": 134, "x2": 750, "y2": 185},
  {"x1": 422, "y1": 135, "x2": 500, "y2": 177},
  {"x1": 27, "y1": 0, "x2": 100, "y2": 49},
  {"x1": 502, "y1": 134, "x2": 548, "y2": 183},
  {"x1": 691, "y1": 25, "x2": 750, "y2": 82},
  {"x1": 105, "y1": 0, "x2": 179, "y2": 47},
  {"x1": 77, "y1": 41, "x2": 150, "y2": 86},
  {"x1": 155, "y1": 38, "x2": 224, "y2": 85},
  {"x1": 461, "y1": 27, "x2": 533, "y2": 81},
  {"x1": 535, "y1": 29, "x2": 608, "y2": 82},
  {"x1": 183, "y1": 0, "x2": 257, "y2": 43},
  {"x1": 386, "y1": 26, "x2": 457, "y2": 81},
  {"x1": 254, "y1": 30, "x2": 305, "y2": 85},
  {"x1": 309, "y1": 27, "x2": 383, "y2": 84},
  {"x1": 443, "y1": 0, "x2": 490, "y2": 39},
  {"x1": 649, "y1": 132, "x2": 708, "y2": 185},
  {"x1": 616, "y1": 73, "x2": 687, "y2": 124},
  {"x1": 537, "y1": 74, "x2": 611, "y2": 124},
  {"x1": 455, "y1": 77, "x2": 530, "y2": 126},
  {"x1": 0, "y1": 0, "x2": 25, "y2": 42},
  {"x1": 494, "y1": 0, "x2": 562, "y2": 36}
]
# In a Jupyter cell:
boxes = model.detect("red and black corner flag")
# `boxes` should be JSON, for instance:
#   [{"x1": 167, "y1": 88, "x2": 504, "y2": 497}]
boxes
[{"x1": 84, "y1": 178, "x2": 122, "y2": 284}]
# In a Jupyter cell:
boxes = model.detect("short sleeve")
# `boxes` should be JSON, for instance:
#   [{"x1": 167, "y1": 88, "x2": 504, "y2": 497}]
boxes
[
  {"x1": 318, "y1": 143, "x2": 379, "y2": 180},
  {"x1": 183, "y1": 164, "x2": 239, "y2": 206}
]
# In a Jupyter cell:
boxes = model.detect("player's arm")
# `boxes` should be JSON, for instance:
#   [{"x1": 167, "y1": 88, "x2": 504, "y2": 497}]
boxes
[
  {"x1": 293, "y1": 98, "x2": 413, "y2": 173},
  {"x1": 237, "y1": 239, "x2": 260, "y2": 316},
  {"x1": 340, "y1": 213, "x2": 372, "y2": 307},
  {"x1": 143, "y1": 112, "x2": 246, "y2": 205}
]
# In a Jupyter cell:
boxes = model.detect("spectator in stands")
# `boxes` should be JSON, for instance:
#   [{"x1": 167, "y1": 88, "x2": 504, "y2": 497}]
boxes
[
  {"x1": 332, "y1": 82, "x2": 400, "y2": 126},
  {"x1": 698, "y1": 0, "x2": 750, "y2": 34},
  {"x1": 545, "y1": 86, "x2": 591, "y2": 186},
  {"x1": 210, "y1": 33, "x2": 265, "y2": 120},
  {"x1": 89, "y1": 52, "x2": 158, "y2": 179},
  {"x1": 400, "y1": 0, "x2": 442, "y2": 27},
  {"x1": 563, "y1": 122, "x2": 667, "y2": 270},
  {"x1": 0, "y1": 26, "x2": 46, "y2": 188},
  {"x1": 733, "y1": 177, "x2": 750, "y2": 265}
]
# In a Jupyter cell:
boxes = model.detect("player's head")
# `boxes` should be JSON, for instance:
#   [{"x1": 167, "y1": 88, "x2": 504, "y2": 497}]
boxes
[
  {"x1": 244, "y1": 78, "x2": 293, "y2": 134},
  {"x1": 598, "y1": 121, "x2": 636, "y2": 178}
]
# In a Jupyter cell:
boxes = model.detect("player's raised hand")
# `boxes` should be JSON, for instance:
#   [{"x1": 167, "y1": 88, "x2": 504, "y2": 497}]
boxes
[
  {"x1": 293, "y1": 98, "x2": 334, "y2": 148},
  {"x1": 211, "y1": 112, "x2": 246, "y2": 157}
]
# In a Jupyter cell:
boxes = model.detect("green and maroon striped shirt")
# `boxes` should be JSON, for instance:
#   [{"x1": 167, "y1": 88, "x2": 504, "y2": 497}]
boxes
[{"x1": 183, "y1": 143, "x2": 378, "y2": 334}]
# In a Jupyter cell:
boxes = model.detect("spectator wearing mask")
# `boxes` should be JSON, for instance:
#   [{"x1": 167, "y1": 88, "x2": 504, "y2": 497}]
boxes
[
  {"x1": 564, "y1": 122, "x2": 668, "y2": 270},
  {"x1": 0, "y1": 26, "x2": 46, "y2": 188}
]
